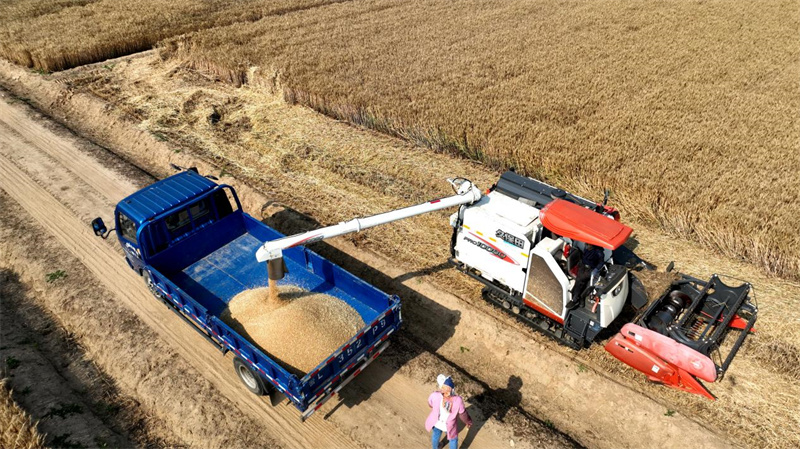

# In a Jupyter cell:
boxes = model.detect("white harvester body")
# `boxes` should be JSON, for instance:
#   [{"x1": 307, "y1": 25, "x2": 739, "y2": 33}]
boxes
[{"x1": 450, "y1": 188, "x2": 628, "y2": 328}]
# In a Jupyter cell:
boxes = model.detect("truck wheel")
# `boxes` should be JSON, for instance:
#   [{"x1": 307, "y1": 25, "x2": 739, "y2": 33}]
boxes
[
  {"x1": 233, "y1": 357, "x2": 268, "y2": 396},
  {"x1": 143, "y1": 271, "x2": 160, "y2": 299}
]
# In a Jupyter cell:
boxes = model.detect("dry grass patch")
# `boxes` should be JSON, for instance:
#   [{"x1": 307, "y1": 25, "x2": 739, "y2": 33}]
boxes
[
  {"x1": 0, "y1": 0, "x2": 342, "y2": 72},
  {"x1": 169, "y1": 0, "x2": 800, "y2": 281},
  {"x1": 0, "y1": 379, "x2": 45, "y2": 449}
]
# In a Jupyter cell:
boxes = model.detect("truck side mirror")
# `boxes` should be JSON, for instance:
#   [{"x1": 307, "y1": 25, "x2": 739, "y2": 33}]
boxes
[{"x1": 91, "y1": 217, "x2": 108, "y2": 237}]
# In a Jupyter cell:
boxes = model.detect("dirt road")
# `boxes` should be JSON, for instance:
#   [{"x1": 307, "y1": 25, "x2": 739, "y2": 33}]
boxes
[{"x1": 0, "y1": 93, "x2": 537, "y2": 448}]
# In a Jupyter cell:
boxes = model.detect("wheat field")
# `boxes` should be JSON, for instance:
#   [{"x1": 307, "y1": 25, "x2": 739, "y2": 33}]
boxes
[
  {"x1": 66, "y1": 53, "x2": 799, "y2": 448},
  {"x1": 0, "y1": 0, "x2": 339, "y2": 72},
  {"x1": 0, "y1": 380, "x2": 45, "y2": 449},
  {"x1": 166, "y1": 0, "x2": 800, "y2": 281}
]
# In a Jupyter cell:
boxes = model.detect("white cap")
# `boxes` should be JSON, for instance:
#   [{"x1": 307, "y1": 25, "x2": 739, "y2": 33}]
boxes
[{"x1": 436, "y1": 374, "x2": 447, "y2": 388}]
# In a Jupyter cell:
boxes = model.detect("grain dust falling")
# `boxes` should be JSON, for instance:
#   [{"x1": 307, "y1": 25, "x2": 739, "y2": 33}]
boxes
[
  {"x1": 268, "y1": 278, "x2": 279, "y2": 304},
  {"x1": 222, "y1": 285, "x2": 364, "y2": 375}
]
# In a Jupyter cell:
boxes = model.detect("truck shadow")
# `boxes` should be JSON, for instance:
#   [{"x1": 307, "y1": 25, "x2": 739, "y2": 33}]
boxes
[{"x1": 261, "y1": 205, "x2": 462, "y2": 414}]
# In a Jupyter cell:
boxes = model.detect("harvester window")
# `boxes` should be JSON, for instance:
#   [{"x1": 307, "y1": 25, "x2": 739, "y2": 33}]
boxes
[
  {"x1": 118, "y1": 213, "x2": 137, "y2": 243},
  {"x1": 525, "y1": 254, "x2": 564, "y2": 317}
]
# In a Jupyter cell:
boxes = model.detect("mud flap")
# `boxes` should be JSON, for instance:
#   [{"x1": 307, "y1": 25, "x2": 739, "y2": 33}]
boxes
[{"x1": 605, "y1": 332, "x2": 715, "y2": 400}]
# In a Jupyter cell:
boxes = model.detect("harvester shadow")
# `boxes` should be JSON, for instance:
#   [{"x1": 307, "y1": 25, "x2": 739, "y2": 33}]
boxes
[
  {"x1": 625, "y1": 235, "x2": 641, "y2": 252},
  {"x1": 394, "y1": 262, "x2": 452, "y2": 283},
  {"x1": 261, "y1": 205, "x2": 462, "y2": 417}
]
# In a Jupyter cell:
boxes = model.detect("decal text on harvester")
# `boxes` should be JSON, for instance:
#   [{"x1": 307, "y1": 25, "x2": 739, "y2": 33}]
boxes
[
  {"x1": 465, "y1": 232, "x2": 519, "y2": 265},
  {"x1": 495, "y1": 229, "x2": 525, "y2": 248}
]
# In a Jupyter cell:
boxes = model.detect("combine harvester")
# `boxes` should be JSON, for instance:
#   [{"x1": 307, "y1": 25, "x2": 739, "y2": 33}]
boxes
[{"x1": 257, "y1": 170, "x2": 757, "y2": 400}]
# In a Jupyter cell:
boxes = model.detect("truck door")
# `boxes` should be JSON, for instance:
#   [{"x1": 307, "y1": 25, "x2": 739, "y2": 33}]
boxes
[
  {"x1": 116, "y1": 211, "x2": 143, "y2": 270},
  {"x1": 522, "y1": 238, "x2": 569, "y2": 323}
]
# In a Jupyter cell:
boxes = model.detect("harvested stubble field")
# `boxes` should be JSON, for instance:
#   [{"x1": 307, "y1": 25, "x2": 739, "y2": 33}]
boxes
[
  {"x1": 0, "y1": 0, "x2": 340, "y2": 72},
  {"x1": 166, "y1": 0, "x2": 800, "y2": 282}
]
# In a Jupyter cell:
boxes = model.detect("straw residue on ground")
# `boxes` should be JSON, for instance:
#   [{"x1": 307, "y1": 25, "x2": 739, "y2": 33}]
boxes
[
  {"x1": 0, "y1": 380, "x2": 45, "y2": 449},
  {"x1": 222, "y1": 285, "x2": 364, "y2": 375},
  {"x1": 634, "y1": 269, "x2": 680, "y2": 306}
]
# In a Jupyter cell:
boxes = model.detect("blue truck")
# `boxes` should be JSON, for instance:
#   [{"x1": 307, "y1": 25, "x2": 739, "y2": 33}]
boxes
[{"x1": 90, "y1": 168, "x2": 402, "y2": 420}]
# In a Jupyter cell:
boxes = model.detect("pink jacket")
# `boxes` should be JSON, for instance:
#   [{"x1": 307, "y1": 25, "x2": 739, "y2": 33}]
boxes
[{"x1": 425, "y1": 391, "x2": 472, "y2": 440}]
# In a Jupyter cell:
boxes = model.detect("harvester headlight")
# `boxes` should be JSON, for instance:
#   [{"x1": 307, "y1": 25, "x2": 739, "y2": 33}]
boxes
[{"x1": 613, "y1": 284, "x2": 623, "y2": 297}]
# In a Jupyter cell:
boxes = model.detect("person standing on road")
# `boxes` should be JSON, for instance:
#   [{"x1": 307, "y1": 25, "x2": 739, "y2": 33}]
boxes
[{"x1": 426, "y1": 374, "x2": 472, "y2": 449}]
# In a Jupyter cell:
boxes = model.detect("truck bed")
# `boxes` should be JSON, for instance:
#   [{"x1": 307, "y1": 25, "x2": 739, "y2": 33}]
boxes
[
  {"x1": 114, "y1": 171, "x2": 401, "y2": 418},
  {"x1": 143, "y1": 210, "x2": 400, "y2": 417},
  {"x1": 170, "y1": 232, "x2": 379, "y2": 321}
]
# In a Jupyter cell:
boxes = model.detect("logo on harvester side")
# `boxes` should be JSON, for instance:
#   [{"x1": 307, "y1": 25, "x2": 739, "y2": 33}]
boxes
[
  {"x1": 464, "y1": 233, "x2": 519, "y2": 265},
  {"x1": 495, "y1": 229, "x2": 525, "y2": 248}
]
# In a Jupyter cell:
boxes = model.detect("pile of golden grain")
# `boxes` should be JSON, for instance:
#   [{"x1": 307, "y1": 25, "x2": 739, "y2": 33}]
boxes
[{"x1": 221, "y1": 285, "x2": 364, "y2": 375}]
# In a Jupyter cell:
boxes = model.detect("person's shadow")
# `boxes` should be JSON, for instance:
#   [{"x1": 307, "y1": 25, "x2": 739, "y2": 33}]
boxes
[{"x1": 458, "y1": 375, "x2": 523, "y2": 449}]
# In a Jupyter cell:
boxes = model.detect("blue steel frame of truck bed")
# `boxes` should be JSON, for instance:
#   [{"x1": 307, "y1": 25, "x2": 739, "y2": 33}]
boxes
[{"x1": 119, "y1": 173, "x2": 402, "y2": 417}]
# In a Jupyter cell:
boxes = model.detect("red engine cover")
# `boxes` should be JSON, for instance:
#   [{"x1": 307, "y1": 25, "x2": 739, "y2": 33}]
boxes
[{"x1": 539, "y1": 199, "x2": 632, "y2": 250}]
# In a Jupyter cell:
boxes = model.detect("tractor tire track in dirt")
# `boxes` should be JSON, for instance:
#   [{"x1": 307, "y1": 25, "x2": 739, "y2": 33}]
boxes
[
  {"x1": 0, "y1": 268, "x2": 180, "y2": 449},
  {"x1": 0, "y1": 139, "x2": 359, "y2": 449}
]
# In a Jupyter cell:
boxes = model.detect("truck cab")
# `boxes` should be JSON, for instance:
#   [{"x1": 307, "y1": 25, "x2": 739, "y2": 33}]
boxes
[{"x1": 110, "y1": 170, "x2": 240, "y2": 274}]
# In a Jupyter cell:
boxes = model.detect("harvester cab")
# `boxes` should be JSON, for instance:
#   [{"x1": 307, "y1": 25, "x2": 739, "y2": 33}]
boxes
[{"x1": 448, "y1": 170, "x2": 638, "y2": 348}]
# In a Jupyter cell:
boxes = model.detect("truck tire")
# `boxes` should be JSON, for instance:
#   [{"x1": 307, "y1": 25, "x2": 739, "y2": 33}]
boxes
[
  {"x1": 143, "y1": 271, "x2": 161, "y2": 299},
  {"x1": 233, "y1": 357, "x2": 268, "y2": 396}
]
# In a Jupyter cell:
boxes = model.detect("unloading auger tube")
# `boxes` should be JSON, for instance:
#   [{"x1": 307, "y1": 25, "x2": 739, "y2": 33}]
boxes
[{"x1": 255, "y1": 178, "x2": 482, "y2": 279}]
